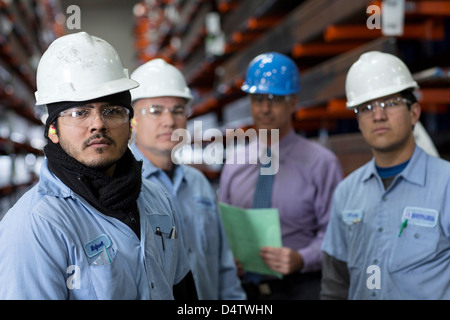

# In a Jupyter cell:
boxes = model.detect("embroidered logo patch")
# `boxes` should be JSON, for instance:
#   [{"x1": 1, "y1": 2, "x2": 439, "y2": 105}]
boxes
[
  {"x1": 84, "y1": 234, "x2": 112, "y2": 258},
  {"x1": 342, "y1": 210, "x2": 363, "y2": 225},
  {"x1": 194, "y1": 196, "x2": 214, "y2": 209},
  {"x1": 402, "y1": 206, "x2": 438, "y2": 228}
]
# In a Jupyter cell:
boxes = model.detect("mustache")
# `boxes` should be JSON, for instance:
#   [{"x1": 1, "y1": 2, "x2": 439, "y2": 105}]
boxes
[{"x1": 82, "y1": 133, "x2": 115, "y2": 149}]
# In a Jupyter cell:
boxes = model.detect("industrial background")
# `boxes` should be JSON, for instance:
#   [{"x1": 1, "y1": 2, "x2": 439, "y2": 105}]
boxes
[{"x1": 1, "y1": 0, "x2": 450, "y2": 218}]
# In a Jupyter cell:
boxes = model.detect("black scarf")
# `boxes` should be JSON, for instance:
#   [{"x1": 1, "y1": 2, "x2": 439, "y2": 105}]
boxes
[{"x1": 44, "y1": 141, "x2": 142, "y2": 238}]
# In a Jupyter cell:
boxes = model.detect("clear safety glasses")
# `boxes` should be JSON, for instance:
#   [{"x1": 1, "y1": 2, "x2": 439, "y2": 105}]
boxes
[
  {"x1": 354, "y1": 97, "x2": 411, "y2": 118},
  {"x1": 139, "y1": 105, "x2": 187, "y2": 119},
  {"x1": 59, "y1": 106, "x2": 130, "y2": 127},
  {"x1": 250, "y1": 94, "x2": 291, "y2": 105}
]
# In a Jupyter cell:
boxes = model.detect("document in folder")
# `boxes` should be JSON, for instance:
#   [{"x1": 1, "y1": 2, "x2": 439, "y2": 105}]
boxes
[{"x1": 219, "y1": 202, "x2": 282, "y2": 278}]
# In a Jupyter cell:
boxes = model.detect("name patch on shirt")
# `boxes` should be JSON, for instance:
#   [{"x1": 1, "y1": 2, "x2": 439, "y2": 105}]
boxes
[
  {"x1": 402, "y1": 206, "x2": 438, "y2": 228},
  {"x1": 194, "y1": 196, "x2": 214, "y2": 209},
  {"x1": 342, "y1": 210, "x2": 363, "y2": 225},
  {"x1": 84, "y1": 234, "x2": 112, "y2": 258}
]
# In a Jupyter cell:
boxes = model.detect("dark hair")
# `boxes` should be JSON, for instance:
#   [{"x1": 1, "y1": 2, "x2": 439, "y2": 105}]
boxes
[
  {"x1": 400, "y1": 88, "x2": 418, "y2": 109},
  {"x1": 400, "y1": 88, "x2": 419, "y2": 130}
]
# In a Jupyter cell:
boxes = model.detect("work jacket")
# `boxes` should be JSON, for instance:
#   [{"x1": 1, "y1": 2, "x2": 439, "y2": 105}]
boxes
[{"x1": 0, "y1": 160, "x2": 191, "y2": 299}]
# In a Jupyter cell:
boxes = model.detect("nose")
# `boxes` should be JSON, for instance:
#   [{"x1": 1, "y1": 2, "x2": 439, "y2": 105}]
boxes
[
  {"x1": 372, "y1": 103, "x2": 387, "y2": 121},
  {"x1": 160, "y1": 108, "x2": 176, "y2": 126},
  {"x1": 372, "y1": 107, "x2": 387, "y2": 122},
  {"x1": 260, "y1": 99, "x2": 272, "y2": 113},
  {"x1": 88, "y1": 110, "x2": 108, "y2": 131}
]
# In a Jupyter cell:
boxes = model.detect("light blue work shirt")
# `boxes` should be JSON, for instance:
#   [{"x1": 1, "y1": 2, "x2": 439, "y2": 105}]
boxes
[
  {"x1": 0, "y1": 160, "x2": 191, "y2": 299},
  {"x1": 322, "y1": 146, "x2": 450, "y2": 299},
  {"x1": 131, "y1": 143, "x2": 246, "y2": 300}
]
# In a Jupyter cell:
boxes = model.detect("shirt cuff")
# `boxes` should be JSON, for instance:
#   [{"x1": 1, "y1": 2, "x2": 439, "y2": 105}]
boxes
[{"x1": 298, "y1": 246, "x2": 322, "y2": 273}]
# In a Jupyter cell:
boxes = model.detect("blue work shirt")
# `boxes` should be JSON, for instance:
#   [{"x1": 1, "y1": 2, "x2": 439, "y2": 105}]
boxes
[
  {"x1": 322, "y1": 146, "x2": 450, "y2": 299},
  {"x1": 131, "y1": 143, "x2": 246, "y2": 300},
  {"x1": 0, "y1": 160, "x2": 191, "y2": 299}
]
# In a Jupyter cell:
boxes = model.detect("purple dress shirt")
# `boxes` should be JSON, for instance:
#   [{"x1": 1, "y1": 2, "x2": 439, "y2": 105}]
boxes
[{"x1": 218, "y1": 129, "x2": 343, "y2": 273}]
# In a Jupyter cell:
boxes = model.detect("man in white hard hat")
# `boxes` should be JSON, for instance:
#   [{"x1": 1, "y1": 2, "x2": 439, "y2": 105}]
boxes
[
  {"x1": 321, "y1": 51, "x2": 450, "y2": 299},
  {"x1": 0, "y1": 32, "x2": 196, "y2": 300},
  {"x1": 129, "y1": 58, "x2": 246, "y2": 300}
]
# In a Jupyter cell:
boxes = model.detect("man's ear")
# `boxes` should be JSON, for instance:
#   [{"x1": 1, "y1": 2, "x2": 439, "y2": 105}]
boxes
[
  {"x1": 48, "y1": 124, "x2": 59, "y2": 143},
  {"x1": 129, "y1": 118, "x2": 137, "y2": 140},
  {"x1": 410, "y1": 102, "x2": 421, "y2": 127},
  {"x1": 289, "y1": 95, "x2": 298, "y2": 115}
]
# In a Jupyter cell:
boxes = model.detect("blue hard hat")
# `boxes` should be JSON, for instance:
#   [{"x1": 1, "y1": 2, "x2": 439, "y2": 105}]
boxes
[{"x1": 241, "y1": 52, "x2": 301, "y2": 95}]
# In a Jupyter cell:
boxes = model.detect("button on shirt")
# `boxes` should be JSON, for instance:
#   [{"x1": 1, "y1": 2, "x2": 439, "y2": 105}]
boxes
[
  {"x1": 219, "y1": 129, "x2": 343, "y2": 272},
  {"x1": 322, "y1": 146, "x2": 450, "y2": 299},
  {"x1": 0, "y1": 160, "x2": 191, "y2": 299},
  {"x1": 131, "y1": 143, "x2": 246, "y2": 300}
]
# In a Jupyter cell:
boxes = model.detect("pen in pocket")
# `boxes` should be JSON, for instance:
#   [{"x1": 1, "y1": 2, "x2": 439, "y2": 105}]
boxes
[
  {"x1": 398, "y1": 219, "x2": 408, "y2": 237},
  {"x1": 156, "y1": 227, "x2": 165, "y2": 251}
]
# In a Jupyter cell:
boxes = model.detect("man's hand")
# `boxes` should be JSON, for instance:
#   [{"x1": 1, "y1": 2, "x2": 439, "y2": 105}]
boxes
[
  {"x1": 234, "y1": 257, "x2": 245, "y2": 277},
  {"x1": 260, "y1": 246, "x2": 303, "y2": 275}
]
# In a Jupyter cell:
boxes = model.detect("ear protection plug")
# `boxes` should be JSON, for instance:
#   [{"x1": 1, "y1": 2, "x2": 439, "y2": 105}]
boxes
[
  {"x1": 49, "y1": 126, "x2": 57, "y2": 135},
  {"x1": 131, "y1": 118, "x2": 137, "y2": 127}
]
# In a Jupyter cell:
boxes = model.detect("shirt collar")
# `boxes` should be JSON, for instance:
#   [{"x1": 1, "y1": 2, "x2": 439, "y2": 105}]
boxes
[
  {"x1": 277, "y1": 129, "x2": 302, "y2": 164},
  {"x1": 130, "y1": 143, "x2": 159, "y2": 178},
  {"x1": 245, "y1": 128, "x2": 296, "y2": 170},
  {"x1": 38, "y1": 159, "x2": 73, "y2": 198},
  {"x1": 130, "y1": 142, "x2": 186, "y2": 184},
  {"x1": 362, "y1": 145, "x2": 426, "y2": 187},
  {"x1": 279, "y1": 129, "x2": 297, "y2": 149}
]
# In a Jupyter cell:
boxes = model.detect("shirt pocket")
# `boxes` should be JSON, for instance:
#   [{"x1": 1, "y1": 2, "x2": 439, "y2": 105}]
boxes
[
  {"x1": 193, "y1": 197, "x2": 217, "y2": 253},
  {"x1": 88, "y1": 247, "x2": 138, "y2": 299},
  {"x1": 388, "y1": 223, "x2": 440, "y2": 273},
  {"x1": 341, "y1": 210, "x2": 366, "y2": 269},
  {"x1": 196, "y1": 213, "x2": 215, "y2": 253},
  {"x1": 147, "y1": 215, "x2": 177, "y2": 282},
  {"x1": 388, "y1": 207, "x2": 440, "y2": 272},
  {"x1": 345, "y1": 221, "x2": 367, "y2": 269}
]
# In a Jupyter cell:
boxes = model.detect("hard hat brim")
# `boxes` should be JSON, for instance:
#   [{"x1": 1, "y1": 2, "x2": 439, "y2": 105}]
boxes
[
  {"x1": 346, "y1": 82, "x2": 419, "y2": 108},
  {"x1": 35, "y1": 78, "x2": 139, "y2": 106}
]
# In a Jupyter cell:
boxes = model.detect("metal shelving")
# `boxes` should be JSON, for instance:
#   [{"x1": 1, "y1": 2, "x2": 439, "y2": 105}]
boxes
[
  {"x1": 0, "y1": 0, "x2": 63, "y2": 214},
  {"x1": 132, "y1": 0, "x2": 450, "y2": 180},
  {"x1": 2, "y1": 0, "x2": 447, "y2": 192}
]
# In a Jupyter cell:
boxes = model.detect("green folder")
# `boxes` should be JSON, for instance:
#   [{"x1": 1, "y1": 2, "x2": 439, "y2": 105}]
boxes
[{"x1": 219, "y1": 202, "x2": 282, "y2": 278}]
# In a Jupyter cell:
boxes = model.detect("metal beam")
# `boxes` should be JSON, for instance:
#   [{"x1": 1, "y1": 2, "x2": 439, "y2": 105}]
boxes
[
  {"x1": 297, "y1": 37, "x2": 398, "y2": 107},
  {"x1": 219, "y1": 0, "x2": 370, "y2": 86}
]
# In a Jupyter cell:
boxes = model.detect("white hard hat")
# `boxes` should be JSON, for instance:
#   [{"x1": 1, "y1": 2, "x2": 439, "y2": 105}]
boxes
[
  {"x1": 130, "y1": 58, "x2": 193, "y2": 104},
  {"x1": 35, "y1": 31, "x2": 139, "y2": 105},
  {"x1": 345, "y1": 51, "x2": 419, "y2": 108}
]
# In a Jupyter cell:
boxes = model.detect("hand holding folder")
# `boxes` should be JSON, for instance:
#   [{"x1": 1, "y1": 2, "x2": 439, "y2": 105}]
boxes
[{"x1": 219, "y1": 202, "x2": 282, "y2": 278}]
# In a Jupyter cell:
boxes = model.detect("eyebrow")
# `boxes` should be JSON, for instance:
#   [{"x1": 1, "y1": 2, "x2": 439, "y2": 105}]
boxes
[
  {"x1": 73, "y1": 102, "x2": 118, "y2": 109},
  {"x1": 150, "y1": 104, "x2": 185, "y2": 109}
]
